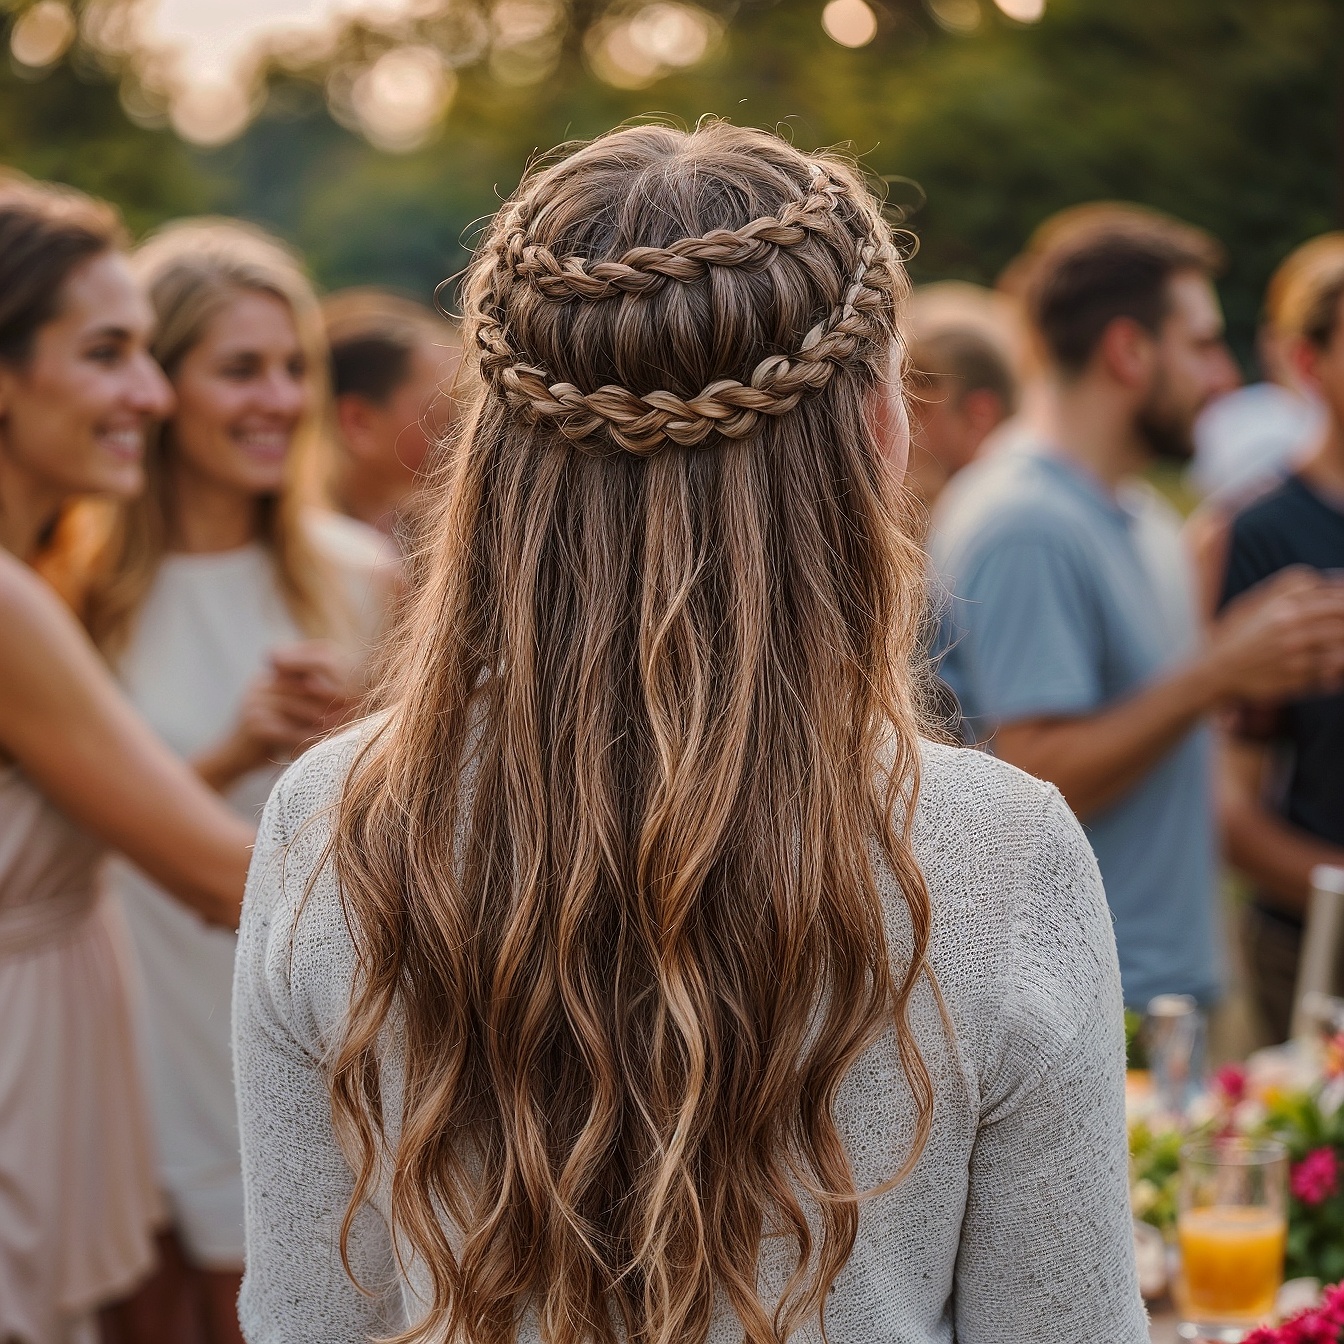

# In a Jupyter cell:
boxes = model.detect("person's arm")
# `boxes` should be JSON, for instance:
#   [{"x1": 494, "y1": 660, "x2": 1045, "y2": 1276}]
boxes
[
  {"x1": 1184, "y1": 501, "x2": 1233, "y2": 621},
  {"x1": 0, "y1": 555, "x2": 250, "y2": 926},
  {"x1": 1217, "y1": 735, "x2": 1344, "y2": 916},
  {"x1": 192, "y1": 641, "x2": 361, "y2": 794},
  {"x1": 954, "y1": 789, "x2": 1147, "y2": 1343},
  {"x1": 234, "y1": 758, "x2": 402, "y2": 1343},
  {"x1": 993, "y1": 566, "x2": 1344, "y2": 819}
]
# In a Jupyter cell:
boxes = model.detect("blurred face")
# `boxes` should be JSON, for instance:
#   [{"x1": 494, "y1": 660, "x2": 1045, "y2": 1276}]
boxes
[
  {"x1": 354, "y1": 339, "x2": 447, "y2": 481},
  {"x1": 0, "y1": 250, "x2": 173, "y2": 499},
  {"x1": 1136, "y1": 270, "x2": 1239, "y2": 461},
  {"x1": 1295, "y1": 294, "x2": 1344, "y2": 428},
  {"x1": 169, "y1": 289, "x2": 308, "y2": 498},
  {"x1": 909, "y1": 381, "x2": 1007, "y2": 480}
]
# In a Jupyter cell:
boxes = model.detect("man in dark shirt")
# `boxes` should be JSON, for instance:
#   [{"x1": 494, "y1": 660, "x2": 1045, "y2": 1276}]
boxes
[{"x1": 1220, "y1": 234, "x2": 1344, "y2": 1041}]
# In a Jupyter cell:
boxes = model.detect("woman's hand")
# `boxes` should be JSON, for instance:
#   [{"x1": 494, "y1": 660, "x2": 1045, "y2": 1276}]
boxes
[
  {"x1": 268, "y1": 640, "x2": 364, "y2": 734},
  {"x1": 194, "y1": 641, "x2": 364, "y2": 793}
]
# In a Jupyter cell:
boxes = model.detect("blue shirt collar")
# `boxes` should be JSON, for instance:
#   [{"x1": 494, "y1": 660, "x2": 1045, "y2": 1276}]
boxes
[{"x1": 1029, "y1": 447, "x2": 1133, "y2": 526}]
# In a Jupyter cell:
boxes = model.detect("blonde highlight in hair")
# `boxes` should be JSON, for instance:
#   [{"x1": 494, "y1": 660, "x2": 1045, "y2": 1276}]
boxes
[
  {"x1": 79, "y1": 218, "x2": 341, "y2": 652},
  {"x1": 331, "y1": 122, "x2": 935, "y2": 1344}
]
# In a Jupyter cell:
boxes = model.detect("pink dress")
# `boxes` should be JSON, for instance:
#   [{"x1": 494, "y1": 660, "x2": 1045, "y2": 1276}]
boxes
[{"x1": 0, "y1": 765, "x2": 163, "y2": 1343}]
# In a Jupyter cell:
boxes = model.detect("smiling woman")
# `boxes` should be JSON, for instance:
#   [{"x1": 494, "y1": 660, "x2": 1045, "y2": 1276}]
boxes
[
  {"x1": 3, "y1": 253, "x2": 166, "y2": 505},
  {"x1": 66, "y1": 218, "x2": 396, "y2": 1342},
  {"x1": 0, "y1": 175, "x2": 254, "y2": 1344}
]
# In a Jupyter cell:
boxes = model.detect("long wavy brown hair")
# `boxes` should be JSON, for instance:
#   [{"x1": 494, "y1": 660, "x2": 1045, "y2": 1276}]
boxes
[{"x1": 331, "y1": 121, "x2": 935, "y2": 1344}]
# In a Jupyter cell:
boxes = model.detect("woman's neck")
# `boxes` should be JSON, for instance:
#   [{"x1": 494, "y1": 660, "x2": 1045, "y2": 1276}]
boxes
[
  {"x1": 167, "y1": 462, "x2": 262, "y2": 554},
  {"x1": 1300, "y1": 418, "x2": 1344, "y2": 498},
  {"x1": 335, "y1": 459, "x2": 411, "y2": 536},
  {"x1": 0, "y1": 451, "x2": 66, "y2": 562}
]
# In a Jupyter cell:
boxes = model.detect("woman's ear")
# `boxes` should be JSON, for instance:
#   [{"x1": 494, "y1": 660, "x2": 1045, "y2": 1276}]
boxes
[
  {"x1": 869, "y1": 342, "x2": 909, "y2": 485},
  {"x1": 1289, "y1": 335, "x2": 1324, "y2": 398}
]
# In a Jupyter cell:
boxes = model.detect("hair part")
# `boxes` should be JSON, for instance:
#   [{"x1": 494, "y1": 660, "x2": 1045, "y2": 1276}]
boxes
[
  {"x1": 78, "y1": 218, "x2": 345, "y2": 653},
  {"x1": 329, "y1": 121, "x2": 936, "y2": 1344},
  {"x1": 0, "y1": 173, "x2": 127, "y2": 367},
  {"x1": 1015, "y1": 204, "x2": 1223, "y2": 376}
]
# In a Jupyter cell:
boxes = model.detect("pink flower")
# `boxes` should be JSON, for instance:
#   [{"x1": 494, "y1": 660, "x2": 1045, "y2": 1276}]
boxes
[
  {"x1": 1256, "y1": 1284, "x2": 1344, "y2": 1344},
  {"x1": 1216, "y1": 1063, "x2": 1249, "y2": 1105},
  {"x1": 1291, "y1": 1147, "x2": 1340, "y2": 1206}
]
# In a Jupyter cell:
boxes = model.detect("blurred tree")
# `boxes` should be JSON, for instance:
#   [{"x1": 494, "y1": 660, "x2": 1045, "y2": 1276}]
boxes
[
  {"x1": 879, "y1": 0, "x2": 1343, "y2": 360},
  {"x1": 0, "y1": 33, "x2": 214, "y2": 233},
  {"x1": 2, "y1": 0, "x2": 1339, "y2": 363}
]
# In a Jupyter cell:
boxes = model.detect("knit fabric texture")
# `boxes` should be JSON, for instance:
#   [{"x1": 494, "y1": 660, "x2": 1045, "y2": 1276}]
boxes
[{"x1": 233, "y1": 723, "x2": 1147, "y2": 1343}]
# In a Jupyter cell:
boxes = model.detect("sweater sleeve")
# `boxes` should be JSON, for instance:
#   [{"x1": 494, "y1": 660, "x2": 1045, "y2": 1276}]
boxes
[
  {"x1": 233, "y1": 755, "x2": 404, "y2": 1343},
  {"x1": 953, "y1": 787, "x2": 1147, "y2": 1343}
]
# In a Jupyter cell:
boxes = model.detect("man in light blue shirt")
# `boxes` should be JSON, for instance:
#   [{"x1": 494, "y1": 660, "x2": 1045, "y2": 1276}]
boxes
[{"x1": 930, "y1": 206, "x2": 1344, "y2": 1008}]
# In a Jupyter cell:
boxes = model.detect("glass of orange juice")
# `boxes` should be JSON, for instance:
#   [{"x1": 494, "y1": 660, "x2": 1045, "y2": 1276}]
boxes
[{"x1": 1176, "y1": 1138, "x2": 1288, "y2": 1342}]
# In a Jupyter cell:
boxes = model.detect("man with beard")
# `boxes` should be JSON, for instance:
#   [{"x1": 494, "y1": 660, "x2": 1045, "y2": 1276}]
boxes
[{"x1": 929, "y1": 208, "x2": 1344, "y2": 1009}]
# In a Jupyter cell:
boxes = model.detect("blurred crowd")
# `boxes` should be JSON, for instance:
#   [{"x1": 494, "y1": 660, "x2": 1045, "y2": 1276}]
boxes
[{"x1": 0, "y1": 164, "x2": 1342, "y2": 1344}]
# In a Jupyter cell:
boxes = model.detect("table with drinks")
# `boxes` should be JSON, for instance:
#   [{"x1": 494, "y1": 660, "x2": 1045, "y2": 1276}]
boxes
[
  {"x1": 1134, "y1": 995, "x2": 1296, "y2": 1344},
  {"x1": 1131, "y1": 869, "x2": 1344, "y2": 1343}
]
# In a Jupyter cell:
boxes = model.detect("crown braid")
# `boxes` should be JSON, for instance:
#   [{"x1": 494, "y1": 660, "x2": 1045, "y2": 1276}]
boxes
[
  {"x1": 471, "y1": 164, "x2": 897, "y2": 458},
  {"x1": 504, "y1": 167, "x2": 847, "y2": 302}
]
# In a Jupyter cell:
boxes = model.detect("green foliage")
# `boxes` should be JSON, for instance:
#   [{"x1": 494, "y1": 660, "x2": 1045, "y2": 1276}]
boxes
[
  {"x1": 1129, "y1": 1117, "x2": 1183, "y2": 1231},
  {"x1": 0, "y1": 41, "x2": 215, "y2": 235},
  {"x1": 1262, "y1": 1087, "x2": 1344, "y2": 1283},
  {"x1": 1126, "y1": 1008, "x2": 1148, "y2": 1070},
  {"x1": 1, "y1": 0, "x2": 1339, "y2": 361}
]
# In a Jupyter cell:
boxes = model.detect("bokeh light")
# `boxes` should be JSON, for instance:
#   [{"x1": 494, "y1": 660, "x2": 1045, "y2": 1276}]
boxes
[
  {"x1": 927, "y1": 0, "x2": 981, "y2": 34},
  {"x1": 489, "y1": 0, "x2": 563, "y2": 87},
  {"x1": 586, "y1": 2, "x2": 719, "y2": 90},
  {"x1": 993, "y1": 0, "x2": 1045, "y2": 20},
  {"x1": 10, "y1": 0, "x2": 77, "y2": 69},
  {"x1": 169, "y1": 77, "x2": 254, "y2": 145},
  {"x1": 821, "y1": 0, "x2": 877, "y2": 49},
  {"x1": 25, "y1": 0, "x2": 1042, "y2": 148},
  {"x1": 348, "y1": 46, "x2": 457, "y2": 153}
]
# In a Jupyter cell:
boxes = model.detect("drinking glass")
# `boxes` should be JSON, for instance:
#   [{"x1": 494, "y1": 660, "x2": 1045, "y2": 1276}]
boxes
[
  {"x1": 1176, "y1": 1138, "x2": 1287, "y2": 1342},
  {"x1": 1145, "y1": 993, "x2": 1205, "y2": 1118}
]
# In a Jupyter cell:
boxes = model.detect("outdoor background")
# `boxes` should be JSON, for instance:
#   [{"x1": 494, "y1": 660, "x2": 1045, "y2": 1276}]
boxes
[{"x1": 1, "y1": 0, "x2": 1340, "y2": 367}]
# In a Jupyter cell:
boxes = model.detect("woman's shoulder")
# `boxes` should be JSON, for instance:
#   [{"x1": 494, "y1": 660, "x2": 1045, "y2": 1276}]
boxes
[
  {"x1": 913, "y1": 737, "x2": 1065, "y2": 870},
  {"x1": 303, "y1": 508, "x2": 399, "y2": 581},
  {"x1": 0, "y1": 545, "x2": 111, "y2": 712},
  {"x1": 302, "y1": 508, "x2": 401, "y2": 648},
  {"x1": 913, "y1": 736, "x2": 1106, "y2": 934},
  {"x1": 261, "y1": 715, "x2": 384, "y2": 853},
  {"x1": 238, "y1": 718, "x2": 385, "y2": 1049},
  {"x1": 0, "y1": 543, "x2": 66, "y2": 628},
  {"x1": 909, "y1": 739, "x2": 1119, "y2": 1060}
]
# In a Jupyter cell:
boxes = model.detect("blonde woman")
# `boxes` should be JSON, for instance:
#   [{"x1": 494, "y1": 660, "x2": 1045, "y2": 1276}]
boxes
[
  {"x1": 0, "y1": 179, "x2": 253, "y2": 1344},
  {"x1": 235, "y1": 125, "x2": 1146, "y2": 1344},
  {"x1": 80, "y1": 220, "x2": 394, "y2": 1341}
]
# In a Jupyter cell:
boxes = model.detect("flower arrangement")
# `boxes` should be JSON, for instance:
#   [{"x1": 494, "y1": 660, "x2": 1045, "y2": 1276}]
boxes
[
  {"x1": 1128, "y1": 1038, "x2": 1344, "y2": 1283},
  {"x1": 1244, "y1": 1281, "x2": 1344, "y2": 1343},
  {"x1": 1129, "y1": 1115, "x2": 1182, "y2": 1231},
  {"x1": 1259, "y1": 1083, "x2": 1344, "y2": 1284}
]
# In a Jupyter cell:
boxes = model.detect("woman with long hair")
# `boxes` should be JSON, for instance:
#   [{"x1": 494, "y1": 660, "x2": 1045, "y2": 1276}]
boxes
[
  {"x1": 76, "y1": 218, "x2": 394, "y2": 1343},
  {"x1": 235, "y1": 124, "x2": 1146, "y2": 1343},
  {"x1": 0, "y1": 177, "x2": 252, "y2": 1343}
]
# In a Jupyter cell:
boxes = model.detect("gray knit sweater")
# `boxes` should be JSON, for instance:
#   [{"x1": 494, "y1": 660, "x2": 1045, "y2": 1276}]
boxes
[{"x1": 233, "y1": 724, "x2": 1147, "y2": 1342}]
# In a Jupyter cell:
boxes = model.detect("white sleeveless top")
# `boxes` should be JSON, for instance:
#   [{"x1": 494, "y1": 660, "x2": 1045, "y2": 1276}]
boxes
[{"x1": 109, "y1": 512, "x2": 393, "y2": 1267}]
